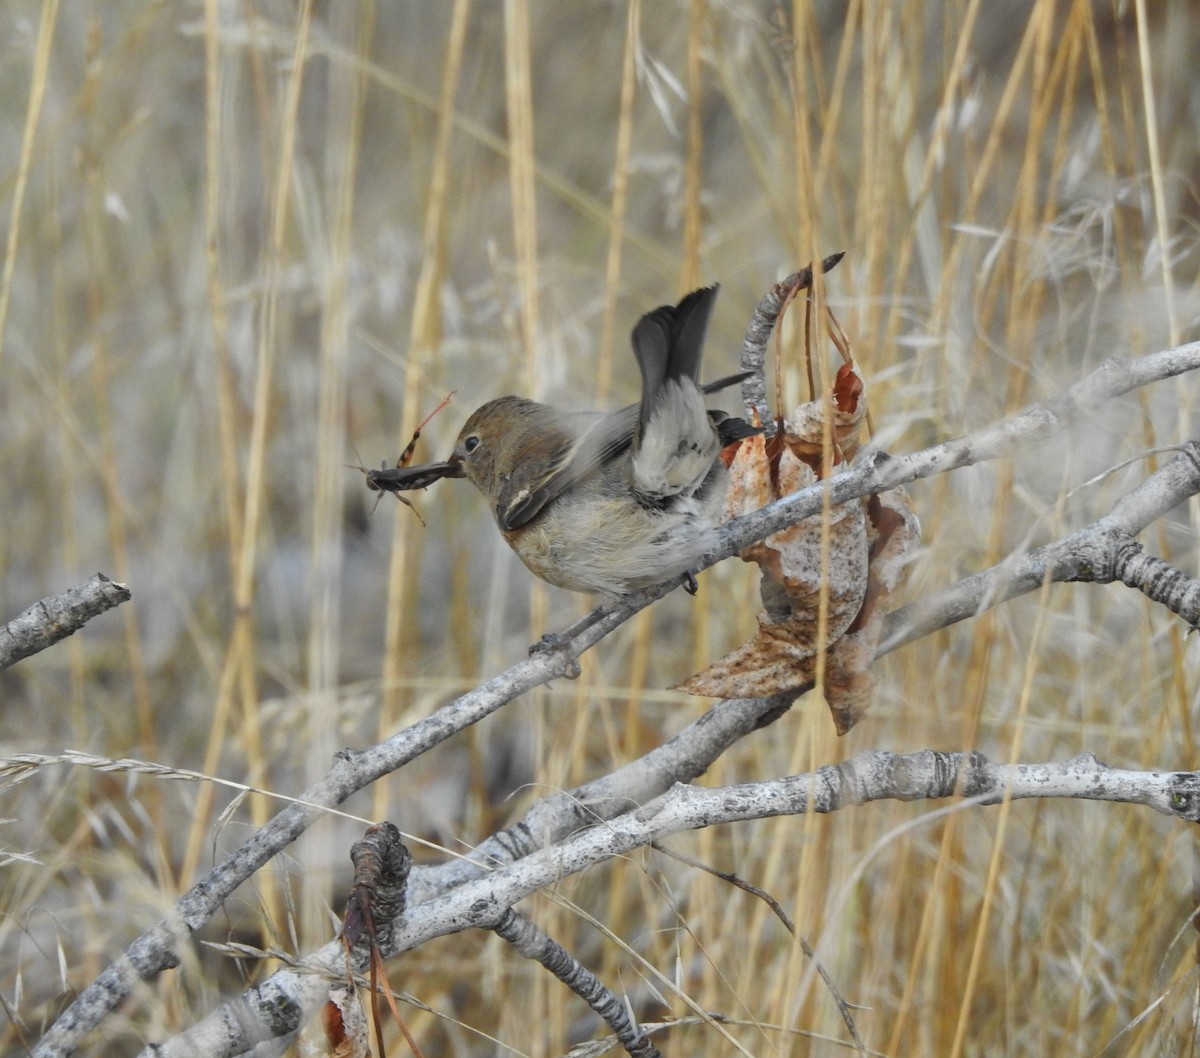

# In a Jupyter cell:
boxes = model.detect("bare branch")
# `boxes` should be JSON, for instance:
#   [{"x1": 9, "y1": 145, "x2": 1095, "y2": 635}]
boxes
[
  {"x1": 139, "y1": 750, "x2": 1200, "y2": 1058},
  {"x1": 715, "y1": 345, "x2": 1200, "y2": 567},
  {"x1": 880, "y1": 441, "x2": 1200, "y2": 652},
  {"x1": 380, "y1": 751, "x2": 1200, "y2": 958},
  {"x1": 0, "y1": 574, "x2": 131, "y2": 671},
  {"x1": 739, "y1": 253, "x2": 846, "y2": 433}
]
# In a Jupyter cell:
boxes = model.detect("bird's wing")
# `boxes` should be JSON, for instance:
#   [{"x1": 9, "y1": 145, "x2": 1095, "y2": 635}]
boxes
[
  {"x1": 700, "y1": 370, "x2": 751, "y2": 395},
  {"x1": 495, "y1": 367, "x2": 750, "y2": 531},
  {"x1": 495, "y1": 407, "x2": 638, "y2": 531}
]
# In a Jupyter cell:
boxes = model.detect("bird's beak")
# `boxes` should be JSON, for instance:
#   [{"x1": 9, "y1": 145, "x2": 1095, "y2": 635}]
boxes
[{"x1": 365, "y1": 457, "x2": 465, "y2": 495}]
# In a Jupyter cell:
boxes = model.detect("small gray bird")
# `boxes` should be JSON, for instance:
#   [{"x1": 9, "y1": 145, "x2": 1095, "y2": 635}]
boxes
[{"x1": 369, "y1": 285, "x2": 755, "y2": 598}]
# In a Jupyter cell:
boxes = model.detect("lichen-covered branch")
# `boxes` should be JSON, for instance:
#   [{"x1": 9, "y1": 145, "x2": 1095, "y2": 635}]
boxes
[
  {"x1": 488, "y1": 908, "x2": 660, "y2": 1058},
  {"x1": 137, "y1": 750, "x2": 1200, "y2": 1057},
  {"x1": 0, "y1": 573, "x2": 131, "y2": 671},
  {"x1": 880, "y1": 441, "x2": 1200, "y2": 652}
]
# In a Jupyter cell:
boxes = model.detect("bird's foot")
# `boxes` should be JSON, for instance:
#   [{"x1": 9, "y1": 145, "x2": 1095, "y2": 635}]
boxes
[
  {"x1": 682, "y1": 569, "x2": 699, "y2": 595},
  {"x1": 530, "y1": 632, "x2": 563, "y2": 654},
  {"x1": 527, "y1": 605, "x2": 610, "y2": 677},
  {"x1": 529, "y1": 632, "x2": 582, "y2": 680}
]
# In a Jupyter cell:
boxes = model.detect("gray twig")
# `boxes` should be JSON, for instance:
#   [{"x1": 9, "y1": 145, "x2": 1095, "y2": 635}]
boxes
[
  {"x1": 488, "y1": 908, "x2": 660, "y2": 1058},
  {"x1": 0, "y1": 573, "x2": 131, "y2": 671},
  {"x1": 880, "y1": 441, "x2": 1200, "y2": 653}
]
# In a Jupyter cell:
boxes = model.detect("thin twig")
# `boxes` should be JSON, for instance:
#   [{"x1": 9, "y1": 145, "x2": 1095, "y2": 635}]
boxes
[
  {"x1": 488, "y1": 908, "x2": 660, "y2": 1058},
  {"x1": 650, "y1": 843, "x2": 866, "y2": 1057},
  {"x1": 880, "y1": 441, "x2": 1200, "y2": 652},
  {"x1": 740, "y1": 253, "x2": 846, "y2": 434},
  {"x1": 0, "y1": 574, "x2": 131, "y2": 671}
]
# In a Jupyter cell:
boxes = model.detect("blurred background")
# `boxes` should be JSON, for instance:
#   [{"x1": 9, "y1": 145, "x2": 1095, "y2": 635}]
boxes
[{"x1": 2, "y1": 1, "x2": 1199, "y2": 1054}]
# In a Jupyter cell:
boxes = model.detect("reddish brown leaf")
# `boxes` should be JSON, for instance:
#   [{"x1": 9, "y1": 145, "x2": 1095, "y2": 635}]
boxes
[{"x1": 681, "y1": 338, "x2": 919, "y2": 733}]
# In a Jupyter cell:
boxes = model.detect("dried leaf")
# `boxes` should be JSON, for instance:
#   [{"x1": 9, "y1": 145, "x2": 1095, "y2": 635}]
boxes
[
  {"x1": 676, "y1": 452, "x2": 869, "y2": 702},
  {"x1": 723, "y1": 429, "x2": 774, "y2": 519},
  {"x1": 751, "y1": 446, "x2": 868, "y2": 643},
  {"x1": 675, "y1": 614, "x2": 821, "y2": 699},
  {"x1": 823, "y1": 486, "x2": 921, "y2": 732},
  {"x1": 783, "y1": 361, "x2": 866, "y2": 466},
  {"x1": 680, "y1": 330, "x2": 919, "y2": 733}
]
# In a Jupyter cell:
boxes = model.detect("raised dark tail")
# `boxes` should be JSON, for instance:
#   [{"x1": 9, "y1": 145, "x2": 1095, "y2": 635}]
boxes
[{"x1": 630, "y1": 284, "x2": 720, "y2": 435}]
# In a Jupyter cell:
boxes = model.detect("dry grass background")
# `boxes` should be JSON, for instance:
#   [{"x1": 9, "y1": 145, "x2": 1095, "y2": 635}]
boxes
[{"x1": 2, "y1": 1, "x2": 1199, "y2": 1055}]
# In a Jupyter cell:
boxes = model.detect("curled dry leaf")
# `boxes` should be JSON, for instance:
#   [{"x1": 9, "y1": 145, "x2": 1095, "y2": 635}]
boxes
[
  {"x1": 822, "y1": 485, "x2": 920, "y2": 732},
  {"x1": 677, "y1": 354, "x2": 919, "y2": 734}
]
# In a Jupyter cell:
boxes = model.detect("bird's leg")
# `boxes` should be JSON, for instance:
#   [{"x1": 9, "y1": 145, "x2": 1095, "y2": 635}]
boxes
[
  {"x1": 528, "y1": 604, "x2": 612, "y2": 677},
  {"x1": 529, "y1": 568, "x2": 698, "y2": 672}
]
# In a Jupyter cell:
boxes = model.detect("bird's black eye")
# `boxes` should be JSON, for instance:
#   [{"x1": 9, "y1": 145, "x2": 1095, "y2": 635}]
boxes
[{"x1": 463, "y1": 435, "x2": 481, "y2": 454}]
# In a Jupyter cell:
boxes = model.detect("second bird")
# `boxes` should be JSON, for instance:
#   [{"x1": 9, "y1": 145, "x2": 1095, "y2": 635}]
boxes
[{"x1": 370, "y1": 285, "x2": 755, "y2": 598}]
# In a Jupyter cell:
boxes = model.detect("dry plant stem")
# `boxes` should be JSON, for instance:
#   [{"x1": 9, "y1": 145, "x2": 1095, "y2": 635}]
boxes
[
  {"x1": 650, "y1": 843, "x2": 866, "y2": 1057},
  {"x1": 487, "y1": 908, "x2": 661, "y2": 1058},
  {"x1": 0, "y1": 573, "x2": 131, "y2": 671},
  {"x1": 37, "y1": 342, "x2": 1200, "y2": 1058},
  {"x1": 138, "y1": 751, "x2": 1200, "y2": 1058}
]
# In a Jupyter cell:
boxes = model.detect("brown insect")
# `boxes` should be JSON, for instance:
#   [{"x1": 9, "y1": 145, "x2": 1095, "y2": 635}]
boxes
[{"x1": 351, "y1": 392, "x2": 456, "y2": 524}]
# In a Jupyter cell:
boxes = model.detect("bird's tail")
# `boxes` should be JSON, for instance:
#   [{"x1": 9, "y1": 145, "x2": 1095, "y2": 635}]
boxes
[{"x1": 630, "y1": 285, "x2": 720, "y2": 436}]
